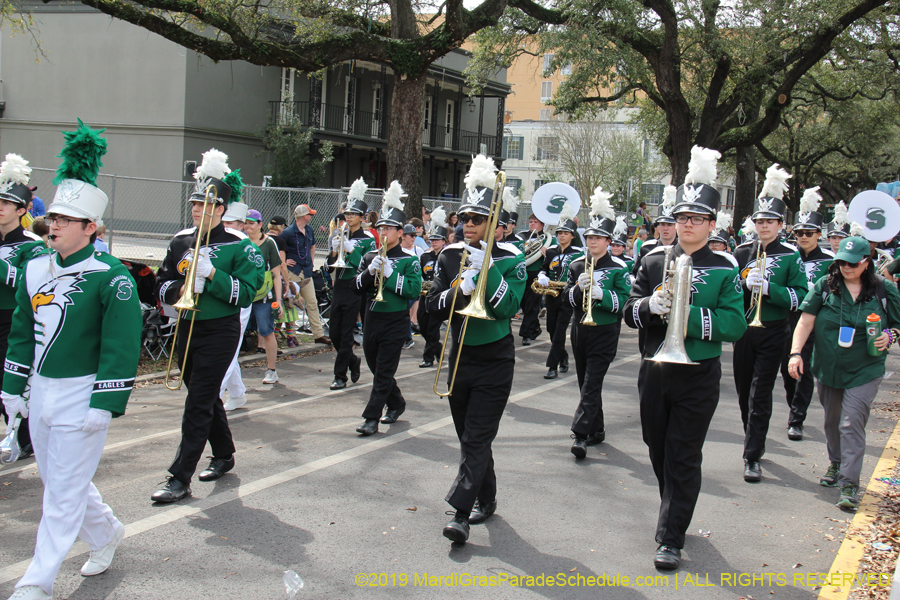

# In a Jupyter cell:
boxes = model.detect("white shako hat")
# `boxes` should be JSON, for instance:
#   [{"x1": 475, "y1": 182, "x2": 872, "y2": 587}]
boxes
[
  {"x1": 223, "y1": 202, "x2": 249, "y2": 223},
  {"x1": 48, "y1": 119, "x2": 109, "y2": 222}
]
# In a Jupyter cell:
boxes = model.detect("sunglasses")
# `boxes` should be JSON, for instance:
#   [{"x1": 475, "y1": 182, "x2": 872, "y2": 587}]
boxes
[
  {"x1": 459, "y1": 213, "x2": 488, "y2": 225},
  {"x1": 837, "y1": 258, "x2": 867, "y2": 268},
  {"x1": 794, "y1": 230, "x2": 819, "y2": 238}
]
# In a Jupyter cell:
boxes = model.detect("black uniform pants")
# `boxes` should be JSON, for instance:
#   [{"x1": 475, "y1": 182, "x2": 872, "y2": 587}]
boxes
[
  {"x1": 545, "y1": 295, "x2": 572, "y2": 369},
  {"x1": 639, "y1": 357, "x2": 721, "y2": 549},
  {"x1": 330, "y1": 279, "x2": 359, "y2": 383},
  {"x1": 170, "y1": 314, "x2": 240, "y2": 484},
  {"x1": 518, "y1": 270, "x2": 542, "y2": 340},
  {"x1": 361, "y1": 308, "x2": 408, "y2": 420},
  {"x1": 570, "y1": 321, "x2": 619, "y2": 437},
  {"x1": 445, "y1": 334, "x2": 515, "y2": 513},
  {"x1": 780, "y1": 312, "x2": 815, "y2": 428},
  {"x1": 416, "y1": 297, "x2": 442, "y2": 363},
  {"x1": 734, "y1": 320, "x2": 788, "y2": 462},
  {"x1": 0, "y1": 309, "x2": 29, "y2": 450}
]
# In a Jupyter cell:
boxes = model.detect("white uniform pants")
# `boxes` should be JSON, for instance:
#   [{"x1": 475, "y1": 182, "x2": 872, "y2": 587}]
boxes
[
  {"x1": 220, "y1": 306, "x2": 252, "y2": 399},
  {"x1": 18, "y1": 374, "x2": 120, "y2": 595}
]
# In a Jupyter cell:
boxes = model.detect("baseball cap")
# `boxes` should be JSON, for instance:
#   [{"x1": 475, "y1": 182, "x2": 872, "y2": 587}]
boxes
[
  {"x1": 294, "y1": 204, "x2": 316, "y2": 217},
  {"x1": 402, "y1": 224, "x2": 417, "y2": 236},
  {"x1": 246, "y1": 209, "x2": 263, "y2": 222},
  {"x1": 269, "y1": 215, "x2": 287, "y2": 226},
  {"x1": 834, "y1": 236, "x2": 870, "y2": 264}
]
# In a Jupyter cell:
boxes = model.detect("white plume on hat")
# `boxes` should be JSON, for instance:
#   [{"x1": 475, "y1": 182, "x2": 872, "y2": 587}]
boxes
[
  {"x1": 382, "y1": 180, "x2": 406, "y2": 211},
  {"x1": 659, "y1": 185, "x2": 677, "y2": 217},
  {"x1": 195, "y1": 149, "x2": 230, "y2": 181},
  {"x1": 0, "y1": 154, "x2": 31, "y2": 186},
  {"x1": 758, "y1": 164, "x2": 791, "y2": 200},
  {"x1": 850, "y1": 221, "x2": 864, "y2": 237},
  {"x1": 464, "y1": 154, "x2": 497, "y2": 195},
  {"x1": 713, "y1": 211, "x2": 733, "y2": 235},
  {"x1": 799, "y1": 187, "x2": 821, "y2": 214},
  {"x1": 502, "y1": 186, "x2": 519, "y2": 212},
  {"x1": 684, "y1": 146, "x2": 721, "y2": 186},
  {"x1": 613, "y1": 214, "x2": 628, "y2": 239},
  {"x1": 348, "y1": 177, "x2": 368, "y2": 202},
  {"x1": 558, "y1": 202, "x2": 576, "y2": 226},
  {"x1": 431, "y1": 206, "x2": 447, "y2": 229},
  {"x1": 741, "y1": 216, "x2": 757, "y2": 237},
  {"x1": 833, "y1": 201, "x2": 849, "y2": 226},
  {"x1": 590, "y1": 186, "x2": 615, "y2": 220}
]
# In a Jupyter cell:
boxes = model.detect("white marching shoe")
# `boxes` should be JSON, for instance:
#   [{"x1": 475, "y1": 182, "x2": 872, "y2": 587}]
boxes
[
  {"x1": 223, "y1": 393, "x2": 247, "y2": 411},
  {"x1": 81, "y1": 522, "x2": 125, "y2": 576},
  {"x1": 7, "y1": 586, "x2": 50, "y2": 599}
]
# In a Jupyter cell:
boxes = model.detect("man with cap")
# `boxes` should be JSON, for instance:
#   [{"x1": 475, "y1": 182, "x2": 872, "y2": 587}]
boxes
[
  {"x1": 218, "y1": 199, "x2": 253, "y2": 410},
  {"x1": 566, "y1": 187, "x2": 631, "y2": 458},
  {"x1": 1, "y1": 122, "x2": 142, "y2": 600},
  {"x1": 778, "y1": 188, "x2": 833, "y2": 441},
  {"x1": 399, "y1": 223, "x2": 422, "y2": 349},
  {"x1": 425, "y1": 154, "x2": 526, "y2": 544},
  {"x1": 708, "y1": 212, "x2": 733, "y2": 254},
  {"x1": 244, "y1": 208, "x2": 284, "y2": 386},
  {"x1": 279, "y1": 203, "x2": 330, "y2": 345},
  {"x1": 505, "y1": 211, "x2": 519, "y2": 242},
  {"x1": 625, "y1": 146, "x2": 746, "y2": 570},
  {"x1": 610, "y1": 215, "x2": 634, "y2": 271},
  {"x1": 352, "y1": 182, "x2": 422, "y2": 435},
  {"x1": 538, "y1": 203, "x2": 583, "y2": 380},
  {"x1": 633, "y1": 186, "x2": 678, "y2": 275},
  {"x1": 516, "y1": 213, "x2": 548, "y2": 345},
  {"x1": 0, "y1": 154, "x2": 46, "y2": 460},
  {"x1": 732, "y1": 164, "x2": 808, "y2": 483},
  {"x1": 325, "y1": 178, "x2": 375, "y2": 390},
  {"x1": 827, "y1": 201, "x2": 851, "y2": 254},
  {"x1": 152, "y1": 150, "x2": 264, "y2": 503},
  {"x1": 417, "y1": 207, "x2": 449, "y2": 368}
]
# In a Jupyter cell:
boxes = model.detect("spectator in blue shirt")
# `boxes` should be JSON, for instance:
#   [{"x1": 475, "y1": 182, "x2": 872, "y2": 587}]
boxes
[
  {"x1": 278, "y1": 204, "x2": 330, "y2": 344},
  {"x1": 29, "y1": 190, "x2": 46, "y2": 217}
]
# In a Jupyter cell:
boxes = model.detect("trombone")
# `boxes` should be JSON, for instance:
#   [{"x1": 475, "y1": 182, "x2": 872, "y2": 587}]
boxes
[
  {"x1": 433, "y1": 171, "x2": 505, "y2": 397},
  {"x1": 165, "y1": 185, "x2": 217, "y2": 391},
  {"x1": 748, "y1": 244, "x2": 766, "y2": 328},
  {"x1": 581, "y1": 256, "x2": 597, "y2": 326}
]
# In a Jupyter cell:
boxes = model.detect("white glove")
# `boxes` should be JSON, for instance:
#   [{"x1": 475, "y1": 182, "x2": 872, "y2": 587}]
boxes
[
  {"x1": 331, "y1": 236, "x2": 342, "y2": 252},
  {"x1": 466, "y1": 242, "x2": 494, "y2": 272},
  {"x1": 2, "y1": 393, "x2": 27, "y2": 432},
  {"x1": 368, "y1": 255, "x2": 393, "y2": 279},
  {"x1": 537, "y1": 273, "x2": 550, "y2": 287},
  {"x1": 196, "y1": 247, "x2": 213, "y2": 279},
  {"x1": 746, "y1": 268, "x2": 769, "y2": 295},
  {"x1": 649, "y1": 290, "x2": 671, "y2": 316},
  {"x1": 460, "y1": 269, "x2": 478, "y2": 296},
  {"x1": 343, "y1": 240, "x2": 355, "y2": 253},
  {"x1": 81, "y1": 408, "x2": 112, "y2": 433},
  {"x1": 577, "y1": 273, "x2": 592, "y2": 290},
  {"x1": 194, "y1": 273, "x2": 207, "y2": 293},
  {"x1": 590, "y1": 283, "x2": 604, "y2": 302}
]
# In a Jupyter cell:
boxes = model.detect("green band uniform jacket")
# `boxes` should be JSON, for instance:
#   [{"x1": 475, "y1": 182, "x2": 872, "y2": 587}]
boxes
[
  {"x1": 354, "y1": 244, "x2": 422, "y2": 312},
  {"x1": 564, "y1": 253, "x2": 631, "y2": 326},
  {"x1": 733, "y1": 239, "x2": 809, "y2": 322},
  {"x1": 3, "y1": 244, "x2": 143, "y2": 416},
  {"x1": 326, "y1": 227, "x2": 376, "y2": 280},
  {"x1": 0, "y1": 226, "x2": 47, "y2": 310},
  {"x1": 797, "y1": 246, "x2": 834, "y2": 292}
]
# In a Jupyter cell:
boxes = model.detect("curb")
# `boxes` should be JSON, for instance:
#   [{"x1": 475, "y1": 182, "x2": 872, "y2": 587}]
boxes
[
  {"x1": 135, "y1": 342, "x2": 333, "y2": 383},
  {"x1": 818, "y1": 416, "x2": 900, "y2": 599}
]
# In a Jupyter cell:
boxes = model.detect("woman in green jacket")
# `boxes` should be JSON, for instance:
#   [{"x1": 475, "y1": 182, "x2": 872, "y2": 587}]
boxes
[{"x1": 788, "y1": 236, "x2": 900, "y2": 510}]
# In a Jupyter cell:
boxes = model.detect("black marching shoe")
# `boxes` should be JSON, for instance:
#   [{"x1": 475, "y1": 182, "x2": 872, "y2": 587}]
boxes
[
  {"x1": 522, "y1": 337, "x2": 531, "y2": 346},
  {"x1": 654, "y1": 545, "x2": 681, "y2": 570},
  {"x1": 559, "y1": 359, "x2": 569, "y2": 374},
  {"x1": 330, "y1": 378, "x2": 347, "y2": 390},
  {"x1": 570, "y1": 435, "x2": 587, "y2": 459},
  {"x1": 356, "y1": 419, "x2": 379, "y2": 436},
  {"x1": 198, "y1": 456, "x2": 235, "y2": 482},
  {"x1": 585, "y1": 430, "x2": 606, "y2": 446},
  {"x1": 544, "y1": 368, "x2": 558, "y2": 380},
  {"x1": 151, "y1": 476, "x2": 191, "y2": 503},
  {"x1": 787, "y1": 425, "x2": 803, "y2": 441},
  {"x1": 350, "y1": 356, "x2": 361, "y2": 383},
  {"x1": 443, "y1": 516, "x2": 470, "y2": 544},
  {"x1": 419, "y1": 360, "x2": 434, "y2": 368},
  {"x1": 380, "y1": 406, "x2": 406, "y2": 424},
  {"x1": 743, "y1": 460, "x2": 762, "y2": 483},
  {"x1": 468, "y1": 500, "x2": 497, "y2": 525}
]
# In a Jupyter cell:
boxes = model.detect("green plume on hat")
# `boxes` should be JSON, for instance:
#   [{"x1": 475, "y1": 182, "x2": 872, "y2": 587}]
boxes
[
  {"x1": 222, "y1": 169, "x2": 244, "y2": 204},
  {"x1": 52, "y1": 119, "x2": 108, "y2": 187}
]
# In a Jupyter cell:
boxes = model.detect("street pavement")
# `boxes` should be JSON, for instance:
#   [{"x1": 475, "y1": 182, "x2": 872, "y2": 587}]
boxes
[{"x1": 1, "y1": 324, "x2": 898, "y2": 599}]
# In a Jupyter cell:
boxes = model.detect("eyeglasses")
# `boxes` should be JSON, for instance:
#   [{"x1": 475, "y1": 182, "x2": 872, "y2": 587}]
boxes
[
  {"x1": 459, "y1": 213, "x2": 488, "y2": 225},
  {"x1": 794, "y1": 230, "x2": 819, "y2": 238},
  {"x1": 837, "y1": 258, "x2": 867, "y2": 268},
  {"x1": 44, "y1": 215, "x2": 87, "y2": 228},
  {"x1": 674, "y1": 215, "x2": 711, "y2": 225}
]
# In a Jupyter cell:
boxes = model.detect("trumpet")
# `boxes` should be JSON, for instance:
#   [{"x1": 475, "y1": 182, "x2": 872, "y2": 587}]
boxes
[
  {"x1": 530, "y1": 279, "x2": 566, "y2": 296},
  {"x1": 165, "y1": 185, "x2": 216, "y2": 391},
  {"x1": 433, "y1": 171, "x2": 505, "y2": 397},
  {"x1": 331, "y1": 221, "x2": 350, "y2": 269},
  {"x1": 373, "y1": 239, "x2": 389, "y2": 302},
  {"x1": 648, "y1": 252, "x2": 698, "y2": 364},
  {"x1": 581, "y1": 256, "x2": 597, "y2": 326},
  {"x1": 748, "y1": 244, "x2": 766, "y2": 328}
]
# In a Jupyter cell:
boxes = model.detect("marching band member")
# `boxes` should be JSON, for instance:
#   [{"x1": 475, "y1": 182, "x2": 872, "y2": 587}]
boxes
[
  {"x1": 517, "y1": 213, "x2": 548, "y2": 345},
  {"x1": 326, "y1": 178, "x2": 375, "y2": 390},
  {"x1": 417, "y1": 207, "x2": 448, "y2": 368},
  {"x1": 0, "y1": 154, "x2": 46, "y2": 458},
  {"x1": 779, "y1": 188, "x2": 833, "y2": 441},
  {"x1": 625, "y1": 146, "x2": 746, "y2": 570},
  {"x1": 538, "y1": 203, "x2": 583, "y2": 380},
  {"x1": 505, "y1": 209, "x2": 519, "y2": 242},
  {"x1": 352, "y1": 181, "x2": 422, "y2": 435},
  {"x1": 425, "y1": 155, "x2": 526, "y2": 544},
  {"x1": 732, "y1": 164, "x2": 808, "y2": 483},
  {"x1": 707, "y1": 212, "x2": 733, "y2": 254},
  {"x1": 152, "y1": 150, "x2": 264, "y2": 503},
  {"x1": 2, "y1": 122, "x2": 142, "y2": 600},
  {"x1": 633, "y1": 186, "x2": 677, "y2": 275},
  {"x1": 566, "y1": 189, "x2": 630, "y2": 457},
  {"x1": 609, "y1": 215, "x2": 633, "y2": 271},
  {"x1": 826, "y1": 202, "x2": 851, "y2": 253}
]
